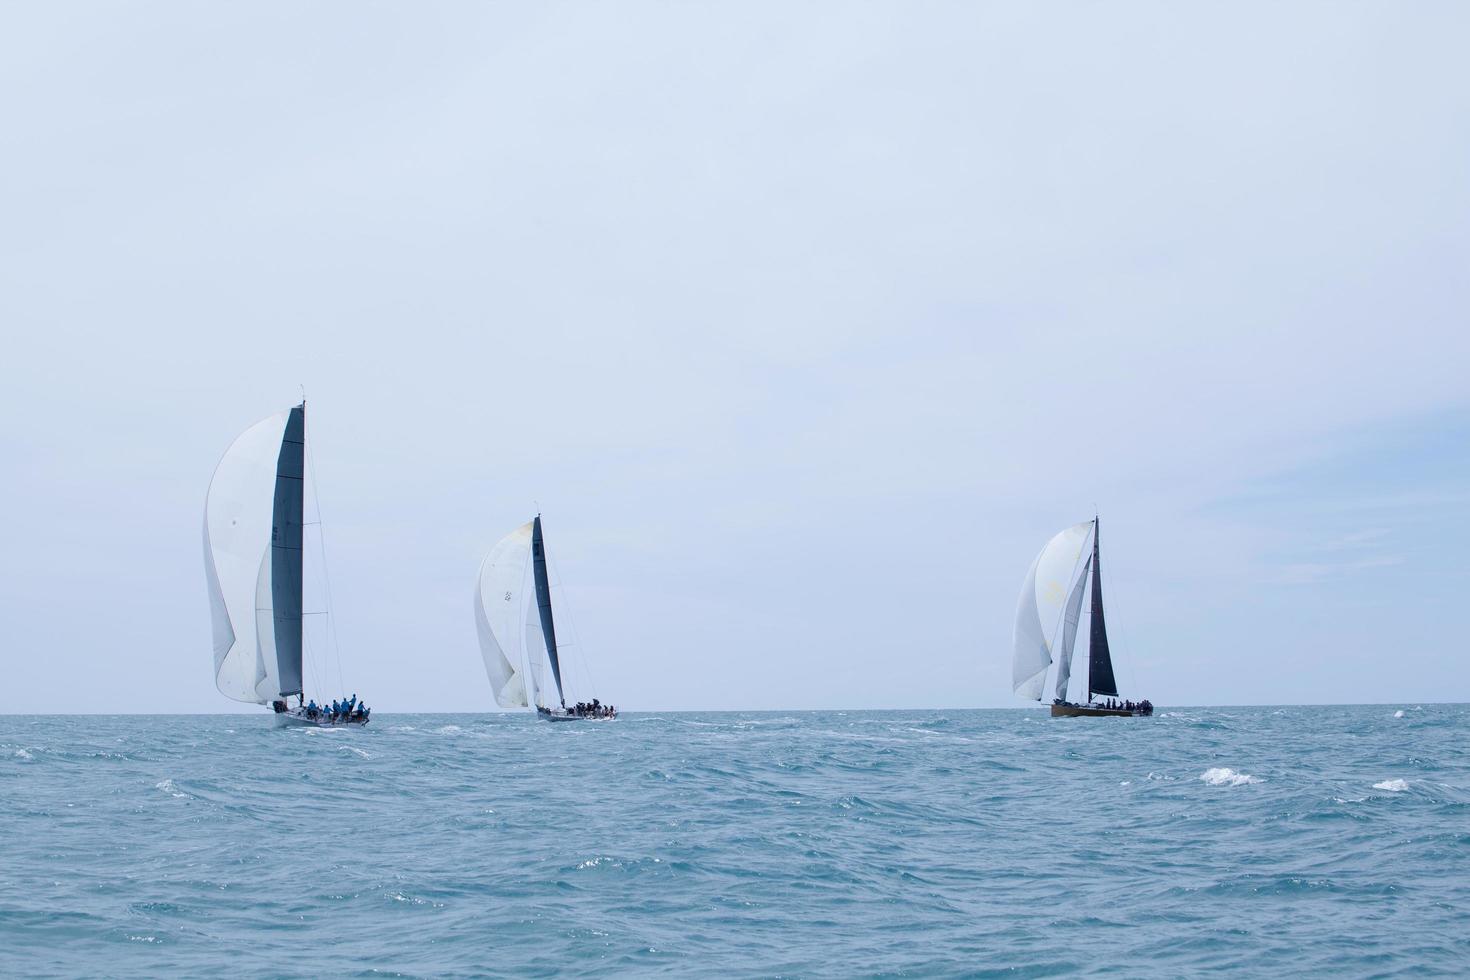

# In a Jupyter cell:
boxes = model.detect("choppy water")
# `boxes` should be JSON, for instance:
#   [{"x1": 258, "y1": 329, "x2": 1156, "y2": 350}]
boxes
[{"x1": 2, "y1": 706, "x2": 1467, "y2": 977}]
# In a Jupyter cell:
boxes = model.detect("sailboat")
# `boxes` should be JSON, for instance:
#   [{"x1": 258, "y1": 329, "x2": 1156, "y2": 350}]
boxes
[
  {"x1": 1012, "y1": 518, "x2": 1153, "y2": 718},
  {"x1": 475, "y1": 515, "x2": 616, "y2": 722},
  {"x1": 204, "y1": 402, "x2": 369, "y2": 727}
]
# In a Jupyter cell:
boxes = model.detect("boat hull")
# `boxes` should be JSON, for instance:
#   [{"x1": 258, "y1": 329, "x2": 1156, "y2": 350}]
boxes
[
  {"x1": 1050, "y1": 703, "x2": 1152, "y2": 718},
  {"x1": 536, "y1": 709, "x2": 616, "y2": 723},
  {"x1": 273, "y1": 710, "x2": 369, "y2": 728}
]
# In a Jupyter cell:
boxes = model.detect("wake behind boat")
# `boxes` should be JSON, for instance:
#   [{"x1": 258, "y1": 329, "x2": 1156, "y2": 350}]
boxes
[
  {"x1": 204, "y1": 401, "x2": 372, "y2": 727},
  {"x1": 475, "y1": 515, "x2": 617, "y2": 722},
  {"x1": 1012, "y1": 517, "x2": 1153, "y2": 718}
]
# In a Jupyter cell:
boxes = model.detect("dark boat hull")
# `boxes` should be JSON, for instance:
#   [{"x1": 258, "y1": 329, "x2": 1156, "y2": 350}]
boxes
[
  {"x1": 536, "y1": 708, "x2": 616, "y2": 723},
  {"x1": 1051, "y1": 703, "x2": 1152, "y2": 718}
]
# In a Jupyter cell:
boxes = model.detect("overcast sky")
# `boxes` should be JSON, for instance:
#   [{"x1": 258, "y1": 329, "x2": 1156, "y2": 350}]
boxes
[{"x1": 1, "y1": 2, "x2": 1466, "y2": 712}]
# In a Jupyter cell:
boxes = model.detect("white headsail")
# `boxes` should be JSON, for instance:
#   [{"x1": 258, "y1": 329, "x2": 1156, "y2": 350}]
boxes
[
  {"x1": 204, "y1": 409, "x2": 292, "y2": 704},
  {"x1": 474, "y1": 522, "x2": 535, "y2": 708},
  {"x1": 1012, "y1": 521, "x2": 1093, "y2": 700},
  {"x1": 1053, "y1": 555, "x2": 1092, "y2": 702}
]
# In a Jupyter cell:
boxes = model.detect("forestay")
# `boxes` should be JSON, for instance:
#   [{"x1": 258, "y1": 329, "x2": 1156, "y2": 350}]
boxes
[
  {"x1": 1053, "y1": 555, "x2": 1092, "y2": 702},
  {"x1": 1011, "y1": 522, "x2": 1093, "y2": 700},
  {"x1": 474, "y1": 522, "x2": 534, "y2": 708}
]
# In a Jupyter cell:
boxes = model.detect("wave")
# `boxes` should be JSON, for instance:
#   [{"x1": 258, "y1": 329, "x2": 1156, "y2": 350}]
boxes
[
  {"x1": 1394, "y1": 710, "x2": 1405, "y2": 719},
  {"x1": 1200, "y1": 767, "x2": 1261, "y2": 786},
  {"x1": 1373, "y1": 778, "x2": 1410, "y2": 793},
  {"x1": 154, "y1": 778, "x2": 190, "y2": 799}
]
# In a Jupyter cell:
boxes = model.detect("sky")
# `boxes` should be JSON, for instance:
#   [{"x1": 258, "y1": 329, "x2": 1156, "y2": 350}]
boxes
[{"x1": 1, "y1": 2, "x2": 1466, "y2": 713}]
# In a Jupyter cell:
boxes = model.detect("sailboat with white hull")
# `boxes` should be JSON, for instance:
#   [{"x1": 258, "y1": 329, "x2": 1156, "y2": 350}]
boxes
[
  {"x1": 204, "y1": 402, "x2": 369, "y2": 727},
  {"x1": 475, "y1": 515, "x2": 616, "y2": 722},
  {"x1": 1012, "y1": 518, "x2": 1152, "y2": 718}
]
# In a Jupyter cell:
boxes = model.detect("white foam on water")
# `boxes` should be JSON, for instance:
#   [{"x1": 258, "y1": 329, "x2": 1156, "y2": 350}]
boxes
[
  {"x1": 1373, "y1": 778, "x2": 1410, "y2": 792},
  {"x1": 155, "y1": 778, "x2": 190, "y2": 799},
  {"x1": 1393, "y1": 710, "x2": 1405, "y2": 719},
  {"x1": 1200, "y1": 767, "x2": 1261, "y2": 786},
  {"x1": 13, "y1": 748, "x2": 33, "y2": 761},
  {"x1": 338, "y1": 745, "x2": 372, "y2": 759},
  {"x1": 436, "y1": 725, "x2": 462, "y2": 734}
]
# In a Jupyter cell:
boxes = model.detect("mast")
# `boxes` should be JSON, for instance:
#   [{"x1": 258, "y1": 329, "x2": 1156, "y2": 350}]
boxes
[
  {"x1": 531, "y1": 515, "x2": 566, "y2": 707},
  {"x1": 270, "y1": 402, "x2": 306, "y2": 699},
  {"x1": 1087, "y1": 517, "x2": 1119, "y2": 699}
]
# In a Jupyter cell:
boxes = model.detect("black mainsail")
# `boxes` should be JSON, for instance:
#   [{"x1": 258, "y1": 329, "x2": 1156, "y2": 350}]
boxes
[
  {"x1": 1087, "y1": 517, "x2": 1119, "y2": 699},
  {"x1": 531, "y1": 515, "x2": 566, "y2": 706},
  {"x1": 270, "y1": 402, "x2": 306, "y2": 699}
]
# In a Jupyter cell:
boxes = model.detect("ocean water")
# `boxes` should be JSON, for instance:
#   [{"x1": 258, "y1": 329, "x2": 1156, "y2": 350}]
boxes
[{"x1": 2, "y1": 706, "x2": 1467, "y2": 977}]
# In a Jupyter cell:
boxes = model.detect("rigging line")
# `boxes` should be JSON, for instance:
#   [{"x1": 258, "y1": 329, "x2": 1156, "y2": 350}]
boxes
[
  {"x1": 303, "y1": 626, "x2": 325, "y2": 702},
  {"x1": 1102, "y1": 533, "x2": 1138, "y2": 698},
  {"x1": 547, "y1": 549, "x2": 600, "y2": 700},
  {"x1": 304, "y1": 414, "x2": 346, "y2": 695}
]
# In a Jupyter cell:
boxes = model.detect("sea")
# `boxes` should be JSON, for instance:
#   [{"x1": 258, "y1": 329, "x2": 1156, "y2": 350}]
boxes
[{"x1": 2, "y1": 705, "x2": 1466, "y2": 977}]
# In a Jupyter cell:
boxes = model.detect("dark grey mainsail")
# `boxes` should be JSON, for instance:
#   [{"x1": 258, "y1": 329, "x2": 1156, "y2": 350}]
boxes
[
  {"x1": 270, "y1": 402, "x2": 306, "y2": 699},
  {"x1": 531, "y1": 515, "x2": 566, "y2": 706},
  {"x1": 1087, "y1": 518, "x2": 1119, "y2": 699}
]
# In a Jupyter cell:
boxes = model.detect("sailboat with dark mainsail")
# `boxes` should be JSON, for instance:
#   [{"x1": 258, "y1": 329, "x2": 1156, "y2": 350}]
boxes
[
  {"x1": 1012, "y1": 518, "x2": 1152, "y2": 718},
  {"x1": 204, "y1": 402, "x2": 369, "y2": 727},
  {"x1": 475, "y1": 515, "x2": 616, "y2": 722}
]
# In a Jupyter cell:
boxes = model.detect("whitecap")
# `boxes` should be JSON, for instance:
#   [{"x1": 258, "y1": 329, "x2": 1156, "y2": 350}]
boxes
[
  {"x1": 13, "y1": 748, "x2": 33, "y2": 761},
  {"x1": 1373, "y1": 778, "x2": 1409, "y2": 792},
  {"x1": 1393, "y1": 710, "x2": 1405, "y2": 719},
  {"x1": 338, "y1": 745, "x2": 372, "y2": 759},
  {"x1": 1200, "y1": 767, "x2": 1261, "y2": 786},
  {"x1": 155, "y1": 779, "x2": 190, "y2": 799}
]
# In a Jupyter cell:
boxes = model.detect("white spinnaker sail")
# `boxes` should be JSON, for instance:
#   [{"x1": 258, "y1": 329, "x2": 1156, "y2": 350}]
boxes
[
  {"x1": 525, "y1": 614, "x2": 546, "y2": 708},
  {"x1": 1053, "y1": 555, "x2": 1092, "y2": 702},
  {"x1": 474, "y1": 522, "x2": 535, "y2": 708},
  {"x1": 1012, "y1": 521, "x2": 1093, "y2": 700},
  {"x1": 204, "y1": 410, "x2": 291, "y2": 704}
]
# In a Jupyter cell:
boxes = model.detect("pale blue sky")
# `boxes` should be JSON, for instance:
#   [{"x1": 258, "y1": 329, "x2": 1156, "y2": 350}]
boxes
[{"x1": 1, "y1": 2, "x2": 1466, "y2": 712}]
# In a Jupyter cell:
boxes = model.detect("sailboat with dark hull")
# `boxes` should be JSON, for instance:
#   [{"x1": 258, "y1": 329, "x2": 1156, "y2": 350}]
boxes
[
  {"x1": 475, "y1": 515, "x2": 616, "y2": 722},
  {"x1": 1012, "y1": 518, "x2": 1152, "y2": 718},
  {"x1": 204, "y1": 402, "x2": 368, "y2": 727}
]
